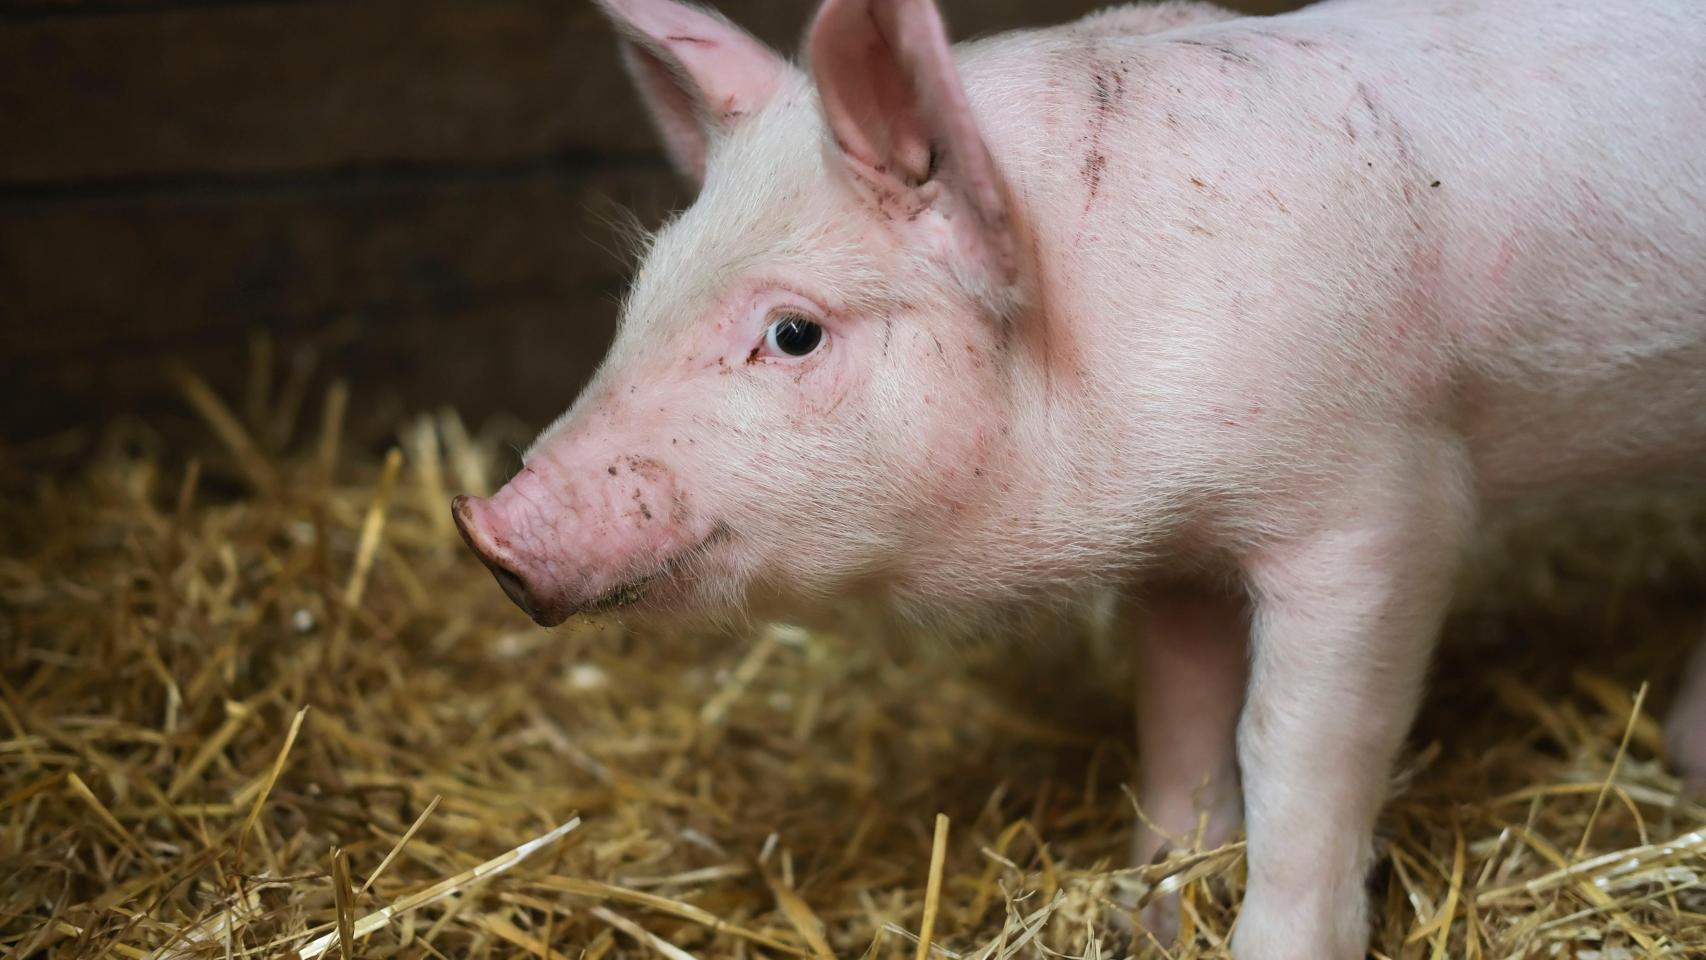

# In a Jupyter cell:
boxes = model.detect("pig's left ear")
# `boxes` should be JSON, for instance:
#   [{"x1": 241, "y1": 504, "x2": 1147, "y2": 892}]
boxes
[
  {"x1": 596, "y1": 0, "x2": 790, "y2": 186},
  {"x1": 808, "y1": 0, "x2": 1018, "y2": 286}
]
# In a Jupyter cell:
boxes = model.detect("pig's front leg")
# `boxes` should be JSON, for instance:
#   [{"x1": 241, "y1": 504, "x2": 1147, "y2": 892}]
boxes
[
  {"x1": 1129, "y1": 587, "x2": 1249, "y2": 939},
  {"x1": 1231, "y1": 449, "x2": 1471, "y2": 960}
]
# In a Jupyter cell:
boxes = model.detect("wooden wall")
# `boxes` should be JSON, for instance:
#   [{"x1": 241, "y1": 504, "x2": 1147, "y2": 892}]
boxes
[{"x1": 0, "y1": 0, "x2": 1301, "y2": 445}]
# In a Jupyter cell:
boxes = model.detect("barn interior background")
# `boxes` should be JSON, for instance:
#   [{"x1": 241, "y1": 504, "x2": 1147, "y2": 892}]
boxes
[{"x1": 4, "y1": 1, "x2": 1706, "y2": 958}]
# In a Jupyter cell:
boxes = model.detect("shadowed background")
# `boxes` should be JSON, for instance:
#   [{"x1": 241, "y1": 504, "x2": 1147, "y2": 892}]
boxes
[{"x1": 0, "y1": 0, "x2": 1301, "y2": 446}]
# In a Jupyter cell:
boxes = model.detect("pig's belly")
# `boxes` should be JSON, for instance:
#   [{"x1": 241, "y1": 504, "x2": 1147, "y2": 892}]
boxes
[{"x1": 1463, "y1": 338, "x2": 1706, "y2": 504}]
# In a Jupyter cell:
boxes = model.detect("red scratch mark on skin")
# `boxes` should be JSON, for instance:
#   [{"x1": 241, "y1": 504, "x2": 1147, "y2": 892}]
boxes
[
  {"x1": 1490, "y1": 237, "x2": 1517, "y2": 286},
  {"x1": 665, "y1": 35, "x2": 716, "y2": 47}
]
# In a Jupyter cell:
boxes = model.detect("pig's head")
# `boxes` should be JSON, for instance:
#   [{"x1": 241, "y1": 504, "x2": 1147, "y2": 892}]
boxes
[{"x1": 455, "y1": 0, "x2": 1042, "y2": 627}]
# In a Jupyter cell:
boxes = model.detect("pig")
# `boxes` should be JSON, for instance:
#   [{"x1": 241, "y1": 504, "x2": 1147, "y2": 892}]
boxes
[{"x1": 451, "y1": 0, "x2": 1706, "y2": 956}]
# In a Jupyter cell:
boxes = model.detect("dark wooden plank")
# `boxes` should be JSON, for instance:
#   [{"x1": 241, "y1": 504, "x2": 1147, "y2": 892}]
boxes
[
  {"x1": 0, "y1": 170, "x2": 680, "y2": 438},
  {"x1": 0, "y1": 0, "x2": 648, "y2": 182},
  {"x1": 0, "y1": 0, "x2": 1303, "y2": 183}
]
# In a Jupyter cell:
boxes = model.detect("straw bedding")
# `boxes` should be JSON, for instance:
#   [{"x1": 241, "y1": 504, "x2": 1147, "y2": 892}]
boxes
[{"x1": 4, "y1": 363, "x2": 1706, "y2": 959}]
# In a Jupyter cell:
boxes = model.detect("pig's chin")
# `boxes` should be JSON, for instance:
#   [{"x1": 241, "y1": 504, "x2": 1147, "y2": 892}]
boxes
[{"x1": 539, "y1": 522, "x2": 734, "y2": 626}]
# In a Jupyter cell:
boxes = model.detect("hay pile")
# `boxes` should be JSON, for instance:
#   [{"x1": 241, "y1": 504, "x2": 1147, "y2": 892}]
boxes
[{"x1": 4, "y1": 365, "x2": 1706, "y2": 959}]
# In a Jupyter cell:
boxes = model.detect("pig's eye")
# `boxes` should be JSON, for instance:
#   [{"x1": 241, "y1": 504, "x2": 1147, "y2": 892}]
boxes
[{"x1": 764, "y1": 314, "x2": 824, "y2": 357}]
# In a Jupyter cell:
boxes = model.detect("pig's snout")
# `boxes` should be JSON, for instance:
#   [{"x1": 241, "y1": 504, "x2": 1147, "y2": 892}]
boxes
[
  {"x1": 453, "y1": 494, "x2": 571, "y2": 627},
  {"x1": 453, "y1": 450, "x2": 723, "y2": 625}
]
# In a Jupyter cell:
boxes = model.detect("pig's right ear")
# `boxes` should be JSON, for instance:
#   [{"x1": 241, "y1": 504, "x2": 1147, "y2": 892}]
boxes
[
  {"x1": 594, "y1": 0, "x2": 789, "y2": 186},
  {"x1": 808, "y1": 0, "x2": 1018, "y2": 287}
]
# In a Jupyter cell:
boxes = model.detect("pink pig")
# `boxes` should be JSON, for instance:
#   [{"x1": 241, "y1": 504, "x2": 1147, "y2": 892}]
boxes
[{"x1": 453, "y1": 0, "x2": 1706, "y2": 955}]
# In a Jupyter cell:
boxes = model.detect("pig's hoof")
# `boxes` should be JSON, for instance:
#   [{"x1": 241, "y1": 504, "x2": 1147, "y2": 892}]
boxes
[
  {"x1": 1108, "y1": 844, "x2": 1183, "y2": 948},
  {"x1": 1104, "y1": 892, "x2": 1181, "y2": 949},
  {"x1": 1140, "y1": 894, "x2": 1182, "y2": 946}
]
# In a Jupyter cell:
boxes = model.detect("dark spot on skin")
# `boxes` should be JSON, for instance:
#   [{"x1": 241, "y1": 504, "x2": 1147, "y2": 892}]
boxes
[
  {"x1": 629, "y1": 386, "x2": 636, "y2": 394},
  {"x1": 1175, "y1": 39, "x2": 1256, "y2": 69},
  {"x1": 1092, "y1": 71, "x2": 1116, "y2": 109},
  {"x1": 1082, "y1": 151, "x2": 1109, "y2": 205},
  {"x1": 746, "y1": 346, "x2": 761, "y2": 364},
  {"x1": 1356, "y1": 82, "x2": 1380, "y2": 120},
  {"x1": 1349, "y1": 81, "x2": 1428, "y2": 217},
  {"x1": 974, "y1": 468, "x2": 984, "y2": 478},
  {"x1": 608, "y1": 466, "x2": 618, "y2": 476},
  {"x1": 1430, "y1": 180, "x2": 1441, "y2": 188},
  {"x1": 1190, "y1": 177, "x2": 1207, "y2": 189},
  {"x1": 1188, "y1": 223, "x2": 1215, "y2": 237},
  {"x1": 931, "y1": 335, "x2": 945, "y2": 359}
]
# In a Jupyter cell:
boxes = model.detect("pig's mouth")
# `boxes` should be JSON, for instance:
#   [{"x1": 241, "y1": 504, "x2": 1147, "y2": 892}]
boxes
[{"x1": 566, "y1": 522, "x2": 734, "y2": 621}]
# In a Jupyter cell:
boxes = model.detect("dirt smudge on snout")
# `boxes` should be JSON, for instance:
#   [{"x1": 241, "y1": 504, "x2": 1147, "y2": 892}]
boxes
[{"x1": 622, "y1": 455, "x2": 668, "y2": 484}]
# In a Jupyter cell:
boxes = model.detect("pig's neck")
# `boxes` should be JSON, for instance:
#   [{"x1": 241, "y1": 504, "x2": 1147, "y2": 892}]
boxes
[
  {"x1": 893, "y1": 359, "x2": 1193, "y2": 617},
  {"x1": 890, "y1": 81, "x2": 1229, "y2": 609}
]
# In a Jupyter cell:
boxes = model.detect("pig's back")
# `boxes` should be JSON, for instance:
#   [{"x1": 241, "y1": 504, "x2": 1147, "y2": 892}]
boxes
[
  {"x1": 1336, "y1": 0, "x2": 1706, "y2": 498},
  {"x1": 962, "y1": 0, "x2": 1706, "y2": 504}
]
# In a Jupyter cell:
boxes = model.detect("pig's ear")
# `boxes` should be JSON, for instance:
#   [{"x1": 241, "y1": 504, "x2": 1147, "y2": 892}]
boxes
[
  {"x1": 808, "y1": 0, "x2": 1017, "y2": 285},
  {"x1": 595, "y1": 0, "x2": 789, "y2": 186}
]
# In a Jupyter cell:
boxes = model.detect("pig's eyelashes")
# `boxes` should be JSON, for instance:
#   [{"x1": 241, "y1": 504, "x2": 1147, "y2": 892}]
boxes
[{"x1": 762, "y1": 313, "x2": 825, "y2": 358}]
